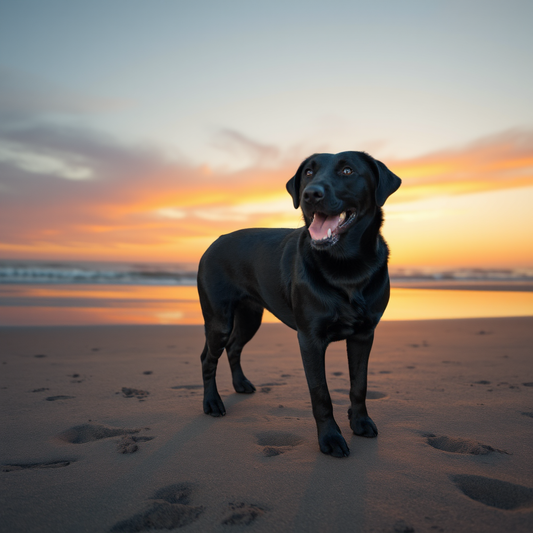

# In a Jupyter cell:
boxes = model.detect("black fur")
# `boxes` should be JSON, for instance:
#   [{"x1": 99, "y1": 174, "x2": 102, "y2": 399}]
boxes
[{"x1": 198, "y1": 151, "x2": 401, "y2": 457}]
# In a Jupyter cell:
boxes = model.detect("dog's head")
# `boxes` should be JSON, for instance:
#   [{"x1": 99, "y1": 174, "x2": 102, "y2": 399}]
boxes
[{"x1": 286, "y1": 151, "x2": 401, "y2": 250}]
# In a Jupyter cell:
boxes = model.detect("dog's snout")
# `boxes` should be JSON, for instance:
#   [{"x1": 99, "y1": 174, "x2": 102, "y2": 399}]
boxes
[{"x1": 303, "y1": 185, "x2": 325, "y2": 204}]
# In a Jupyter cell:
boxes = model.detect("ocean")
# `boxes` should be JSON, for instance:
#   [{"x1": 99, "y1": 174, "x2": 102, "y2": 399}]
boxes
[
  {"x1": 2, "y1": 260, "x2": 533, "y2": 286},
  {"x1": 0, "y1": 260, "x2": 198, "y2": 286},
  {"x1": 1, "y1": 260, "x2": 532, "y2": 326}
]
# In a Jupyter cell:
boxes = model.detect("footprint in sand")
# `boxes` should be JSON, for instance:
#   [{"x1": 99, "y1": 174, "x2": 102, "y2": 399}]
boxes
[
  {"x1": 451, "y1": 474, "x2": 533, "y2": 510},
  {"x1": 45, "y1": 395, "x2": 75, "y2": 401},
  {"x1": 121, "y1": 387, "x2": 149, "y2": 401},
  {"x1": 257, "y1": 381, "x2": 287, "y2": 394},
  {"x1": 393, "y1": 519, "x2": 415, "y2": 533},
  {"x1": 425, "y1": 434, "x2": 509, "y2": 455},
  {"x1": 221, "y1": 502, "x2": 265, "y2": 526},
  {"x1": 57, "y1": 424, "x2": 154, "y2": 453},
  {"x1": 116, "y1": 435, "x2": 155, "y2": 454},
  {"x1": 57, "y1": 423, "x2": 142, "y2": 444},
  {"x1": 256, "y1": 431, "x2": 304, "y2": 457},
  {"x1": 110, "y1": 483, "x2": 204, "y2": 532},
  {"x1": 171, "y1": 385, "x2": 203, "y2": 397},
  {"x1": 366, "y1": 390, "x2": 387, "y2": 400},
  {"x1": 333, "y1": 388, "x2": 388, "y2": 400},
  {"x1": 2, "y1": 460, "x2": 74, "y2": 472}
]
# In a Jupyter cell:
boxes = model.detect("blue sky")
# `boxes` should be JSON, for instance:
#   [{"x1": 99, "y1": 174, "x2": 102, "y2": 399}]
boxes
[{"x1": 2, "y1": 0, "x2": 532, "y2": 167}]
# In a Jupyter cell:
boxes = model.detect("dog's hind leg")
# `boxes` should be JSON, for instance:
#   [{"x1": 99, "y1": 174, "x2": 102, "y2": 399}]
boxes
[
  {"x1": 226, "y1": 302, "x2": 263, "y2": 393},
  {"x1": 201, "y1": 314, "x2": 234, "y2": 417},
  {"x1": 346, "y1": 330, "x2": 378, "y2": 437}
]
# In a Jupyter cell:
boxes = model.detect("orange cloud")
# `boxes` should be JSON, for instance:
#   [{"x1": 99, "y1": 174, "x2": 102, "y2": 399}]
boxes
[
  {"x1": 1, "y1": 125, "x2": 532, "y2": 265},
  {"x1": 387, "y1": 129, "x2": 533, "y2": 202}
]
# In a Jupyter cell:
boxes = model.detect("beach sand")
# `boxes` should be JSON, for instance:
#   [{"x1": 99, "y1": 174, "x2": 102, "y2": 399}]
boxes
[{"x1": 1, "y1": 317, "x2": 533, "y2": 532}]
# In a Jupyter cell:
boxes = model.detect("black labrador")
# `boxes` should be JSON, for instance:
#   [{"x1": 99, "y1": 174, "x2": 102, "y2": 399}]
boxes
[{"x1": 197, "y1": 151, "x2": 401, "y2": 457}]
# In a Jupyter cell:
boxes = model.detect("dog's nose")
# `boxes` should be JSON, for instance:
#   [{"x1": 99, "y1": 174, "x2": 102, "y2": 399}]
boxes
[{"x1": 303, "y1": 185, "x2": 325, "y2": 204}]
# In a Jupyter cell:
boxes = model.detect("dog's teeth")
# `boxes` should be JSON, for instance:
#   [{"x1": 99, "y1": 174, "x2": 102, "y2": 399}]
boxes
[
  {"x1": 327, "y1": 228, "x2": 332, "y2": 238},
  {"x1": 339, "y1": 212, "x2": 346, "y2": 223}
]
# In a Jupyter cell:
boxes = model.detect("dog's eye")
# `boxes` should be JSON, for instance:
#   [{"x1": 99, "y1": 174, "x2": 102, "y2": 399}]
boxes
[
  {"x1": 305, "y1": 169, "x2": 313, "y2": 177},
  {"x1": 342, "y1": 167, "x2": 353, "y2": 176}
]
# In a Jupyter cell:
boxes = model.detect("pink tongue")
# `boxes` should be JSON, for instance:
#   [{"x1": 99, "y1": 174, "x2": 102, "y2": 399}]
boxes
[{"x1": 309, "y1": 213, "x2": 340, "y2": 240}]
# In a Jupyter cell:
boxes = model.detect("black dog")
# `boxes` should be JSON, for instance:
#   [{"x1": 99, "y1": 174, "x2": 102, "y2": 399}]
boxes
[{"x1": 198, "y1": 151, "x2": 401, "y2": 457}]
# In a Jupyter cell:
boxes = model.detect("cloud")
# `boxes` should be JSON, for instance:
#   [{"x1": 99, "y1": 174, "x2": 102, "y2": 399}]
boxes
[
  {"x1": 387, "y1": 128, "x2": 533, "y2": 203},
  {"x1": 0, "y1": 143, "x2": 93, "y2": 180},
  {"x1": 0, "y1": 118, "x2": 532, "y2": 263},
  {"x1": 211, "y1": 128, "x2": 281, "y2": 168},
  {"x1": 0, "y1": 120, "x2": 301, "y2": 262}
]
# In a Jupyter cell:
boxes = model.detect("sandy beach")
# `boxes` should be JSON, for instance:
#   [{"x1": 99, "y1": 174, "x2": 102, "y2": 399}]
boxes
[{"x1": 1, "y1": 317, "x2": 532, "y2": 532}]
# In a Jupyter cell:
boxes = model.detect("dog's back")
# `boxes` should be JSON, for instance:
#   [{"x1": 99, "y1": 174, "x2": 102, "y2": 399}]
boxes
[{"x1": 198, "y1": 227, "x2": 299, "y2": 329}]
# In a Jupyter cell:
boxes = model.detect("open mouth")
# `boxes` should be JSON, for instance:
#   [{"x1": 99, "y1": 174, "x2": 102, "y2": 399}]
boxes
[{"x1": 308, "y1": 210, "x2": 357, "y2": 247}]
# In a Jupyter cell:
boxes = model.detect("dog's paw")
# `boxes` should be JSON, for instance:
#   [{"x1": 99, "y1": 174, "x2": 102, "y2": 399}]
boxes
[
  {"x1": 350, "y1": 415, "x2": 378, "y2": 438},
  {"x1": 203, "y1": 394, "x2": 226, "y2": 417},
  {"x1": 233, "y1": 377, "x2": 256, "y2": 394},
  {"x1": 318, "y1": 430, "x2": 350, "y2": 458}
]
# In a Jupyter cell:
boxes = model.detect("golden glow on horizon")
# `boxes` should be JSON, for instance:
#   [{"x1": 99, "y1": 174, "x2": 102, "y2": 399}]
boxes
[
  {"x1": 1, "y1": 285, "x2": 532, "y2": 326},
  {"x1": 2, "y1": 130, "x2": 533, "y2": 267}
]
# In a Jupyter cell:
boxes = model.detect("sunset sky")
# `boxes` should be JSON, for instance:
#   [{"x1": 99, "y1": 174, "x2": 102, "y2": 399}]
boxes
[{"x1": 1, "y1": 0, "x2": 532, "y2": 269}]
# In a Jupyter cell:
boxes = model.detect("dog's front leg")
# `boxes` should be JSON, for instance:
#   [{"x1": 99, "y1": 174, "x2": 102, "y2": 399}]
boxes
[
  {"x1": 297, "y1": 332, "x2": 350, "y2": 457},
  {"x1": 347, "y1": 330, "x2": 378, "y2": 437}
]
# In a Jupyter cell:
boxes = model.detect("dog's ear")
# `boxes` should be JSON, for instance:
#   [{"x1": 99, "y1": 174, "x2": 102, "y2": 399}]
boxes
[
  {"x1": 286, "y1": 158, "x2": 308, "y2": 209},
  {"x1": 367, "y1": 156, "x2": 402, "y2": 206}
]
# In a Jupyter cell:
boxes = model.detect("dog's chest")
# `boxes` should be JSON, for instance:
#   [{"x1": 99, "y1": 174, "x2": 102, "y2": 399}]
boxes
[{"x1": 321, "y1": 293, "x2": 372, "y2": 341}]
